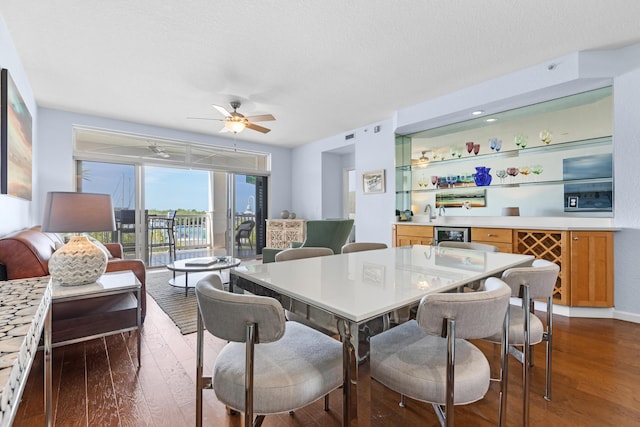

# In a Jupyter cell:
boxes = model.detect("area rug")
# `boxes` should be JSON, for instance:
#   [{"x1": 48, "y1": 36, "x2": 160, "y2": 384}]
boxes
[{"x1": 146, "y1": 270, "x2": 199, "y2": 335}]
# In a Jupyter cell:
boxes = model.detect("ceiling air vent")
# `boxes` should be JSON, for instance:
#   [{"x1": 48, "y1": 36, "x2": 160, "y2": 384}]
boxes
[{"x1": 345, "y1": 133, "x2": 355, "y2": 140}]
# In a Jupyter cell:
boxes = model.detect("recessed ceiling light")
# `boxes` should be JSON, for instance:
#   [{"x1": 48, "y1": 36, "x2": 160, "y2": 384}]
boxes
[
  {"x1": 485, "y1": 118, "x2": 497, "y2": 122},
  {"x1": 471, "y1": 110, "x2": 484, "y2": 116}
]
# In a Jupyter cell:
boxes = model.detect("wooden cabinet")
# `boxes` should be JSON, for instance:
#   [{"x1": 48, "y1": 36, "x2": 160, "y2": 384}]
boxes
[
  {"x1": 515, "y1": 229, "x2": 614, "y2": 307},
  {"x1": 393, "y1": 224, "x2": 433, "y2": 247},
  {"x1": 471, "y1": 227, "x2": 513, "y2": 253},
  {"x1": 569, "y1": 231, "x2": 614, "y2": 307},
  {"x1": 266, "y1": 219, "x2": 306, "y2": 249},
  {"x1": 391, "y1": 225, "x2": 614, "y2": 307}
]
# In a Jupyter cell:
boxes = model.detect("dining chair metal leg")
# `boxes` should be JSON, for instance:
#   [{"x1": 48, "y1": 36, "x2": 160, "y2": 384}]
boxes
[
  {"x1": 521, "y1": 284, "x2": 531, "y2": 427},
  {"x1": 445, "y1": 317, "x2": 456, "y2": 427},
  {"x1": 545, "y1": 296, "x2": 553, "y2": 401},
  {"x1": 498, "y1": 306, "x2": 509, "y2": 427},
  {"x1": 196, "y1": 306, "x2": 212, "y2": 427},
  {"x1": 245, "y1": 323, "x2": 257, "y2": 427}
]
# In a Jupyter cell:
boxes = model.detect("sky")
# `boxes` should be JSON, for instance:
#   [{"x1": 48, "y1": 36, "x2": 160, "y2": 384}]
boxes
[{"x1": 80, "y1": 162, "x2": 255, "y2": 213}]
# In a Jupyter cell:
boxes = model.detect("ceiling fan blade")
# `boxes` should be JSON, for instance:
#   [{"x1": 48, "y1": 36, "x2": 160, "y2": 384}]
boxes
[
  {"x1": 245, "y1": 114, "x2": 275, "y2": 122},
  {"x1": 212, "y1": 104, "x2": 231, "y2": 118},
  {"x1": 246, "y1": 122, "x2": 271, "y2": 134},
  {"x1": 219, "y1": 127, "x2": 231, "y2": 133}
]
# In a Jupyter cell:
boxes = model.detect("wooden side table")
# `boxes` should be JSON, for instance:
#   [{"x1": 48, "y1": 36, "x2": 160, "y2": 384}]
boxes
[{"x1": 52, "y1": 270, "x2": 142, "y2": 366}]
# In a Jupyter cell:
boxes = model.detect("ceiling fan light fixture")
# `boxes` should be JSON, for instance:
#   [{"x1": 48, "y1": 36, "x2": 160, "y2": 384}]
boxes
[
  {"x1": 224, "y1": 119, "x2": 246, "y2": 133},
  {"x1": 419, "y1": 151, "x2": 430, "y2": 164}
]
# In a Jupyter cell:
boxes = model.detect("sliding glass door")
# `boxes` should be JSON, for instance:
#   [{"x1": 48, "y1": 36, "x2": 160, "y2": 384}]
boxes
[
  {"x1": 76, "y1": 160, "x2": 144, "y2": 259},
  {"x1": 144, "y1": 166, "x2": 212, "y2": 267},
  {"x1": 228, "y1": 174, "x2": 268, "y2": 258}
]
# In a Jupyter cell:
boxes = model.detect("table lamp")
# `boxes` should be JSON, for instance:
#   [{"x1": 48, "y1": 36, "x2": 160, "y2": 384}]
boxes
[{"x1": 42, "y1": 192, "x2": 116, "y2": 285}]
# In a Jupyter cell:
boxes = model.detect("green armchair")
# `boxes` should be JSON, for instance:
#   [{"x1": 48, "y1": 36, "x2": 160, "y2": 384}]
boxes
[{"x1": 262, "y1": 219, "x2": 354, "y2": 263}]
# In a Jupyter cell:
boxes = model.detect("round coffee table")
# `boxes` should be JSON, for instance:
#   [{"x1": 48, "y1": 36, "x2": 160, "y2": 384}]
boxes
[{"x1": 166, "y1": 256, "x2": 241, "y2": 296}]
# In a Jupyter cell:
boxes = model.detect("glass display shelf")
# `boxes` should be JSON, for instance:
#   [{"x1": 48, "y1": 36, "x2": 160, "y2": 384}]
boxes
[
  {"x1": 401, "y1": 177, "x2": 613, "y2": 194},
  {"x1": 406, "y1": 136, "x2": 611, "y2": 170}
]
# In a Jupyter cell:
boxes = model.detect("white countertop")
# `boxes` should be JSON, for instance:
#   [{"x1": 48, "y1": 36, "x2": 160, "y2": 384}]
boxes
[
  {"x1": 232, "y1": 245, "x2": 533, "y2": 323},
  {"x1": 395, "y1": 215, "x2": 619, "y2": 231}
]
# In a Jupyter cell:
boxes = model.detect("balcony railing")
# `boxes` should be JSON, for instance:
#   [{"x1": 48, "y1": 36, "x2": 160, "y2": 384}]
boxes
[{"x1": 95, "y1": 212, "x2": 259, "y2": 260}]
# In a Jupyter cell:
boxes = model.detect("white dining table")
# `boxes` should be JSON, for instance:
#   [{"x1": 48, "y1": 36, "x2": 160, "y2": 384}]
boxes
[{"x1": 229, "y1": 245, "x2": 534, "y2": 426}]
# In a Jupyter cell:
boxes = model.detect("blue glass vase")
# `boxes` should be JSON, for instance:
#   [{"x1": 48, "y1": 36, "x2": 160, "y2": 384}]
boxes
[{"x1": 474, "y1": 167, "x2": 492, "y2": 186}]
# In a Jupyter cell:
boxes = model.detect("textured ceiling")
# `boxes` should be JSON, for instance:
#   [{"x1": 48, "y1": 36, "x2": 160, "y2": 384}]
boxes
[{"x1": 1, "y1": 1, "x2": 640, "y2": 148}]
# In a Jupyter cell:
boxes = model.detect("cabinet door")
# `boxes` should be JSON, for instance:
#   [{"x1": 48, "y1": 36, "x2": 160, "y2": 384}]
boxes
[
  {"x1": 395, "y1": 225, "x2": 433, "y2": 247},
  {"x1": 570, "y1": 231, "x2": 614, "y2": 307},
  {"x1": 471, "y1": 227, "x2": 513, "y2": 253}
]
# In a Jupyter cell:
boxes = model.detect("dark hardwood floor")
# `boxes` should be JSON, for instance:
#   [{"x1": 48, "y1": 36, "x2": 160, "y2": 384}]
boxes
[{"x1": 14, "y1": 295, "x2": 640, "y2": 426}]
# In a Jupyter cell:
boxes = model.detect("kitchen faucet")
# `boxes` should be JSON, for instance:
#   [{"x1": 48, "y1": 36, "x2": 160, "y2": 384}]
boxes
[
  {"x1": 438, "y1": 205, "x2": 446, "y2": 216},
  {"x1": 424, "y1": 204, "x2": 435, "y2": 222}
]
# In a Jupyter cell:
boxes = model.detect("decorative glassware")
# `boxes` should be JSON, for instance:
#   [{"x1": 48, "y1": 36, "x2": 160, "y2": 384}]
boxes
[
  {"x1": 540, "y1": 130, "x2": 552, "y2": 144},
  {"x1": 532, "y1": 164, "x2": 544, "y2": 180},
  {"x1": 494, "y1": 139, "x2": 502, "y2": 152},
  {"x1": 431, "y1": 175, "x2": 439, "y2": 188},
  {"x1": 466, "y1": 141, "x2": 474, "y2": 154},
  {"x1": 473, "y1": 143, "x2": 480, "y2": 155},
  {"x1": 506, "y1": 167, "x2": 519, "y2": 183},
  {"x1": 473, "y1": 167, "x2": 492, "y2": 186},
  {"x1": 514, "y1": 134, "x2": 528, "y2": 148},
  {"x1": 496, "y1": 169, "x2": 507, "y2": 183},
  {"x1": 520, "y1": 166, "x2": 531, "y2": 179},
  {"x1": 446, "y1": 174, "x2": 457, "y2": 188},
  {"x1": 418, "y1": 175, "x2": 426, "y2": 188}
]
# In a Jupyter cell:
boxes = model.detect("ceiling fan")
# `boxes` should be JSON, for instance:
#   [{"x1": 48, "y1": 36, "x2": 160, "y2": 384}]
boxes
[
  {"x1": 189, "y1": 101, "x2": 276, "y2": 134},
  {"x1": 148, "y1": 143, "x2": 170, "y2": 158}
]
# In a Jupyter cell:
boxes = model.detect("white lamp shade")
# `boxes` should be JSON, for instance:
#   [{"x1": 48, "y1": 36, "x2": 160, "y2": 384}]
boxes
[{"x1": 42, "y1": 192, "x2": 116, "y2": 232}]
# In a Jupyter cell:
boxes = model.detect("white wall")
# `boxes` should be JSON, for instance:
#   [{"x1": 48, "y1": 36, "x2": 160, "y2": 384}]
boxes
[
  {"x1": 0, "y1": 16, "x2": 38, "y2": 235},
  {"x1": 291, "y1": 121, "x2": 395, "y2": 246},
  {"x1": 321, "y1": 151, "x2": 343, "y2": 219},
  {"x1": 612, "y1": 66, "x2": 640, "y2": 319},
  {"x1": 35, "y1": 108, "x2": 293, "y2": 226}
]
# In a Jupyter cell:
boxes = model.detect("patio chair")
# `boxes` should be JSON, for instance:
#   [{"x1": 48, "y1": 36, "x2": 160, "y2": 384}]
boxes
[
  {"x1": 235, "y1": 220, "x2": 255, "y2": 249},
  {"x1": 148, "y1": 210, "x2": 176, "y2": 261}
]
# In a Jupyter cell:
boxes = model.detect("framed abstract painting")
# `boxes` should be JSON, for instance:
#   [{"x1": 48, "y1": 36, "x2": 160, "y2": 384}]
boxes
[{"x1": 1, "y1": 68, "x2": 33, "y2": 200}]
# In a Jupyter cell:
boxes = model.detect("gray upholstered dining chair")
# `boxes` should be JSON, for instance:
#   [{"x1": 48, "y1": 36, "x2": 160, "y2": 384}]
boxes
[
  {"x1": 274, "y1": 246, "x2": 333, "y2": 261},
  {"x1": 482, "y1": 259, "x2": 559, "y2": 426},
  {"x1": 341, "y1": 242, "x2": 388, "y2": 253},
  {"x1": 195, "y1": 274, "x2": 342, "y2": 427},
  {"x1": 274, "y1": 247, "x2": 337, "y2": 335},
  {"x1": 438, "y1": 241, "x2": 499, "y2": 252},
  {"x1": 370, "y1": 277, "x2": 512, "y2": 427}
]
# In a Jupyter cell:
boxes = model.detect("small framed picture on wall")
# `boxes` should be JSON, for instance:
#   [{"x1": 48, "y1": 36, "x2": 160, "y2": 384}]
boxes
[{"x1": 363, "y1": 169, "x2": 385, "y2": 194}]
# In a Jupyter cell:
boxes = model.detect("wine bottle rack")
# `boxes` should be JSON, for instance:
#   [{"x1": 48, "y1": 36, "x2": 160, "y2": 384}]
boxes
[{"x1": 515, "y1": 230, "x2": 570, "y2": 305}]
